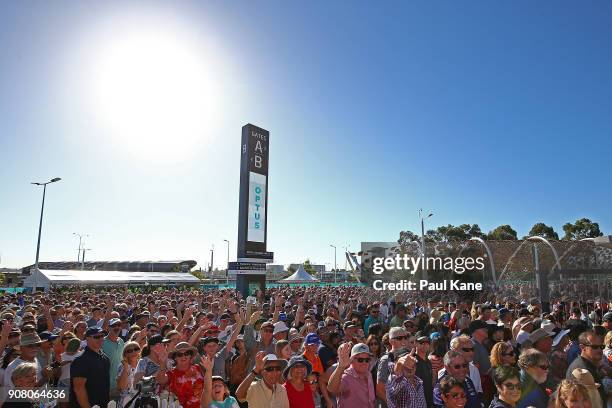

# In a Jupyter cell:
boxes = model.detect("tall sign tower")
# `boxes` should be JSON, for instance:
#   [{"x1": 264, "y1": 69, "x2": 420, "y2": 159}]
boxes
[{"x1": 231, "y1": 124, "x2": 273, "y2": 297}]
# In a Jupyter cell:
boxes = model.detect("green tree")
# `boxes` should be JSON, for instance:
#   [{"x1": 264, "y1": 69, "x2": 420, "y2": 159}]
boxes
[
  {"x1": 287, "y1": 265, "x2": 297, "y2": 274},
  {"x1": 398, "y1": 230, "x2": 420, "y2": 248},
  {"x1": 528, "y1": 223, "x2": 559, "y2": 240},
  {"x1": 562, "y1": 218, "x2": 603, "y2": 240},
  {"x1": 190, "y1": 269, "x2": 206, "y2": 280},
  {"x1": 303, "y1": 260, "x2": 317, "y2": 275},
  {"x1": 487, "y1": 225, "x2": 518, "y2": 240}
]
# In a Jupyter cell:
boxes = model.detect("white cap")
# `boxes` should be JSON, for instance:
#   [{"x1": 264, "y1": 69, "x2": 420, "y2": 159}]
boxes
[
  {"x1": 273, "y1": 321, "x2": 289, "y2": 335},
  {"x1": 552, "y1": 329, "x2": 570, "y2": 348},
  {"x1": 541, "y1": 320, "x2": 556, "y2": 336}
]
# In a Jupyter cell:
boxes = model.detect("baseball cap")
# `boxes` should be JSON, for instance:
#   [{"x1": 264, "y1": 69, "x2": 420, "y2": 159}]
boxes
[
  {"x1": 201, "y1": 336, "x2": 220, "y2": 345},
  {"x1": 350, "y1": 343, "x2": 372, "y2": 358},
  {"x1": 85, "y1": 327, "x2": 107, "y2": 337},
  {"x1": 108, "y1": 318, "x2": 121, "y2": 327},
  {"x1": 305, "y1": 333, "x2": 320, "y2": 345},
  {"x1": 147, "y1": 334, "x2": 170, "y2": 347},
  {"x1": 603, "y1": 312, "x2": 612, "y2": 322},
  {"x1": 263, "y1": 354, "x2": 288, "y2": 368},
  {"x1": 552, "y1": 329, "x2": 570, "y2": 348},
  {"x1": 39, "y1": 331, "x2": 59, "y2": 342}
]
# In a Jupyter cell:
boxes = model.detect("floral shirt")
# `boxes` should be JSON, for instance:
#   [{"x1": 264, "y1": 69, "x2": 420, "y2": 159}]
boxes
[{"x1": 167, "y1": 365, "x2": 205, "y2": 408}]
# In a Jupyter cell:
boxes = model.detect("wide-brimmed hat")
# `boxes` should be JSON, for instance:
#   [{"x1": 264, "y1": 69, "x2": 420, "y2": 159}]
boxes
[
  {"x1": 282, "y1": 355, "x2": 312, "y2": 379},
  {"x1": 20, "y1": 333, "x2": 43, "y2": 347},
  {"x1": 571, "y1": 368, "x2": 600, "y2": 389},
  {"x1": 169, "y1": 342, "x2": 198, "y2": 359},
  {"x1": 552, "y1": 329, "x2": 570, "y2": 348},
  {"x1": 528, "y1": 328, "x2": 554, "y2": 344}
]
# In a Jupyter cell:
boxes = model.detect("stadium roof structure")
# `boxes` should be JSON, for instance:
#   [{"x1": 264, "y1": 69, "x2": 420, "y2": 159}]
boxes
[
  {"x1": 279, "y1": 265, "x2": 319, "y2": 283},
  {"x1": 21, "y1": 260, "x2": 197, "y2": 274},
  {"x1": 23, "y1": 269, "x2": 200, "y2": 289}
]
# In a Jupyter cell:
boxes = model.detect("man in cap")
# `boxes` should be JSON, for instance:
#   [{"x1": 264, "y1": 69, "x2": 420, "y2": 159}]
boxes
[
  {"x1": 201, "y1": 312, "x2": 243, "y2": 378},
  {"x1": 470, "y1": 320, "x2": 492, "y2": 378},
  {"x1": 70, "y1": 327, "x2": 111, "y2": 408},
  {"x1": 386, "y1": 348, "x2": 427, "y2": 408},
  {"x1": 235, "y1": 352, "x2": 290, "y2": 408},
  {"x1": 328, "y1": 342, "x2": 376, "y2": 408},
  {"x1": 243, "y1": 311, "x2": 275, "y2": 371},
  {"x1": 377, "y1": 327, "x2": 410, "y2": 406},
  {"x1": 528, "y1": 328, "x2": 554, "y2": 354},
  {"x1": 602, "y1": 311, "x2": 612, "y2": 331},
  {"x1": 413, "y1": 335, "x2": 434, "y2": 407},
  {"x1": 4, "y1": 332, "x2": 48, "y2": 387},
  {"x1": 102, "y1": 317, "x2": 125, "y2": 399},
  {"x1": 37, "y1": 330, "x2": 59, "y2": 368}
]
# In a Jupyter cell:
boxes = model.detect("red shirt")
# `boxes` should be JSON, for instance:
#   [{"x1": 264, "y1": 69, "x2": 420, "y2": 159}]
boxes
[
  {"x1": 283, "y1": 381, "x2": 314, "y2": 408},
  {"x1": 167, "y1": 365, "x2": 205, "y2": 408}
]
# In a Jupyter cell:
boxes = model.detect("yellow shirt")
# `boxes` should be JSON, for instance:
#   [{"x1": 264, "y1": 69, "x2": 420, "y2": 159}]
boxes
[{"x1": 242, "y1": 379, "x2": 290, "y2": 408}]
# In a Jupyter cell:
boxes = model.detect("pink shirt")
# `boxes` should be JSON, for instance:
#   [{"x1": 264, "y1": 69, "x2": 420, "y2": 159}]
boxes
[{"x1": 337, "y1": 367, "x2": 375, "y2": 408}]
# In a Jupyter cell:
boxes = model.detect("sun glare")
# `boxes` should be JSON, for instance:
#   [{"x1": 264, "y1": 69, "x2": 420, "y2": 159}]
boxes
[{"x1": 85, "y1": 16, "x2": 222, "y2": 161}]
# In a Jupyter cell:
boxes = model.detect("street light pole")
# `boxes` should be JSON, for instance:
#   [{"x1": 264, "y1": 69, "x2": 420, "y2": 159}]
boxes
[
  {"x1": 31, "y1": 177, "x2": 61, "y2": 292},
  {"x1": 330, "y1": 244, "x2": 337, "y2": 283},
  {"x1": 73, "y1": 233, "x2": 88, "y2": 266},
  {"x1": 223, "y1": 239, "x2": 230, "y2": 284},
  {"x1": 418, "y1": 209, "x2": 433, "y2": 281},
  {"x1": 343, "y1": 246, "x2": 349, "y2": 283}
]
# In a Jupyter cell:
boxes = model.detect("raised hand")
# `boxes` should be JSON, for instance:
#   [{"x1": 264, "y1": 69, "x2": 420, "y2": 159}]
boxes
[
  {"x1": 254, "y1": 351, "x2": 267, "y2": 374},
  {"x1": 337, "y1": 342, "x2": 352, "y2": 369},
  {"x1": 249, "y1": 310, "x2": 262, "y2": 325},
  {"x1": 200, "y1": 354, "x2": 214, "y2": 373}
]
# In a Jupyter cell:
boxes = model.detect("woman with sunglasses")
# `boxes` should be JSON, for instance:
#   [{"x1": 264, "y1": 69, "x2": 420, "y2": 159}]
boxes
[
  {"x1": 439, "y1": 375, "x2": 468, "y2": 408},
  {"x1": 489, "y1": 366, "x2": 521, "y2": 408},
  {"x1": 516, "y1": 349, "x2": 550, "y2": 408},
  {"x1": 117, "y1": 341, "x2": 141, "y2": 408},
  {"x1": 157, "y1": 342, "x2": 206, "y2": 408},
  {"x1": 490, "y1": 342, "x2": 517, "y2": 369},
  {"x1": 282, "y1": 355, "x2": 314, "y2": 408}
]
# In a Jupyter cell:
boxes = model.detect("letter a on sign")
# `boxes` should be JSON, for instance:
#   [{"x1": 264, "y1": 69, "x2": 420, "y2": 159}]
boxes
[{"x1": 255, "y1": 140, "x2": 263, "y2": 153}]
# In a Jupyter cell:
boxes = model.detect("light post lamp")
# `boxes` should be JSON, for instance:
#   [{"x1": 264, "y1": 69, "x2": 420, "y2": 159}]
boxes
[
  {"x1": 418, "y1": 209, "x2": 433, "y2": 281},
  {"x1": 223, "y1": 239, "x2": 230, "y2": 284},
  {"x1": 31, "y1": 177, "x2": 61, "y2": 291},
  {"x1": 343, "y1": 245, "x2": 350, "y2": 283},
  {"x1": 73, "y1": 233, "x2": 88, "y2": 265},
  {"x1": 330, "y1": 244, "x2": 337, "y2": 283}
]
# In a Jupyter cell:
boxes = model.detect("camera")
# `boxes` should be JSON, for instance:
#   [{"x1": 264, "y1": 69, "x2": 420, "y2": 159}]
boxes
[{"x1": 125, "y1": 376, "x2": 158, "y2": 408}]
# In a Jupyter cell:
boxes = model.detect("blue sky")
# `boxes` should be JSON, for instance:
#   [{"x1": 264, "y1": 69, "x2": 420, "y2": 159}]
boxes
[{"x1": 1, "y1": 1, "x2": 611, "y2": 270}]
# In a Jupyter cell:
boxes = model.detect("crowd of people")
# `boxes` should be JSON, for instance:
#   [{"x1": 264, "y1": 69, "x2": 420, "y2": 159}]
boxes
[{"x1": 0, "y1": 285, "x2": 610, "y2": 408}]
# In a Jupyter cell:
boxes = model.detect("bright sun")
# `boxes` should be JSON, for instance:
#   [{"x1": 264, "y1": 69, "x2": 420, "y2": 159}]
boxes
[{"x1": 86, "y1": 17, "x2": 221, "y2": 161}]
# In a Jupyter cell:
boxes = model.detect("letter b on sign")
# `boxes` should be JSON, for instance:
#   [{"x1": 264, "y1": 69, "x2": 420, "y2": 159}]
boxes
[{"x1": 254, "y1": 155, "x2": 262, "y2": 168}]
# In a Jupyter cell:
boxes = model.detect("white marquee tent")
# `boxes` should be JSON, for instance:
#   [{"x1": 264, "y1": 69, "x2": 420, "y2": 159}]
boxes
[
  {"x1": 279, "y1": 265, "x2": 319, "y2": 283},
  {"x1": 23, "y1": 269, "x2": 201, "y2": 291}
]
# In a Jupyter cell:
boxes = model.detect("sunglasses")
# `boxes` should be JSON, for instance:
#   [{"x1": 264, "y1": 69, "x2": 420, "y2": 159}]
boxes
[
  {"x1": 502, "y1": 382, "x2": 520, "y2": 391},
  {"x1": 355, "y1": 357, "x2": 371, "y2": 363},
  {"x1": 446, "y1": 392, "x2": 466, "y2": 399},
  {"x1": 582, "y1": 344, "x2": 605, "y2": 350},
  {"x1": 24, "y1": 344, "x2": 41, "y2": 349},
  {"x1": 392, "y1": 336, "x2": 408, "y2": 341},
  {"x1": 537, "y1": 364, "x2": 549, "y2": 370},
  {"x1": 308, "y1": 379, "x2": 318, "y2": 384},
  {"x1": 91, "y1": 334, "x2": 105, "y2": 339},
  {"x1": 264, "y1": 366, "x2": 282, "y2": 372},
  {"x1": 452, "y1": 364, "x2": 469, "y2": 370},
  {"x1": 125, "y1": 348, "x2": 140, "y2": 354},
  {"x1": 461, "y1": 347, "x2": 474, "y2": 352},
  {"x1": 174, "y1": 352, "x2": 193, "y2": 358}
]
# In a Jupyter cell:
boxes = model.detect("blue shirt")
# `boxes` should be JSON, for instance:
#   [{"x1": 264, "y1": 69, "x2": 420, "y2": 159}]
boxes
[{"x1": 433, "y1": 375, "x2": 480, "y2": 408}]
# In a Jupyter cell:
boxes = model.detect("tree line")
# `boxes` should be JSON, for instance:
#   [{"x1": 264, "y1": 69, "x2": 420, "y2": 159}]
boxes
[{"x1": 399, "y1": 217, "x2": 604, "y2": 245}]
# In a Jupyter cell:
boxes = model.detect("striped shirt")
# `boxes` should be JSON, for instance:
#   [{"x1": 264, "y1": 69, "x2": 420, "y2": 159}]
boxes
[{"x1": 386, "y1": 365, "x2": 427, "y2": 408}]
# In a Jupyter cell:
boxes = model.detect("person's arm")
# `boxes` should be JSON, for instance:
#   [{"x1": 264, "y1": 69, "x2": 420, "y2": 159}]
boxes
[
  {"x1": 224, "y1": 312, "x2": 244, "y2": 352},
  {"x1": 175, "y1": 307, "x2": 193, "y2": 332},
  {"x1": 236, "y1": 351, "x2": 266, "y2": 402},
  {"x1": 117, "y1": 361, "x2": 130, "y2": 390},
  {"x1": 73, "y1": 377, "x2": 90, "y2": 408},
  {"x1": 44, "y1": 305, "x2": 55, "y2": 332},
  {"x1": 101, "y1": 297, "x2": 114, "y2": 331},
  {"x1": 243, "y1": 311, "x2": 261, "y2": 352},
  {"x1": 0, "y1": 321, "x2": 10, "y2": 352},
  {"x1": 327, "y1": 342, "x2": 351, "y2": 395},
  {"x1": 188, "y1": 323, "x2": 211, "y2": 346},
  {"x1": 200, "y1": 355, "x2": 214, "y2": 408}
]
